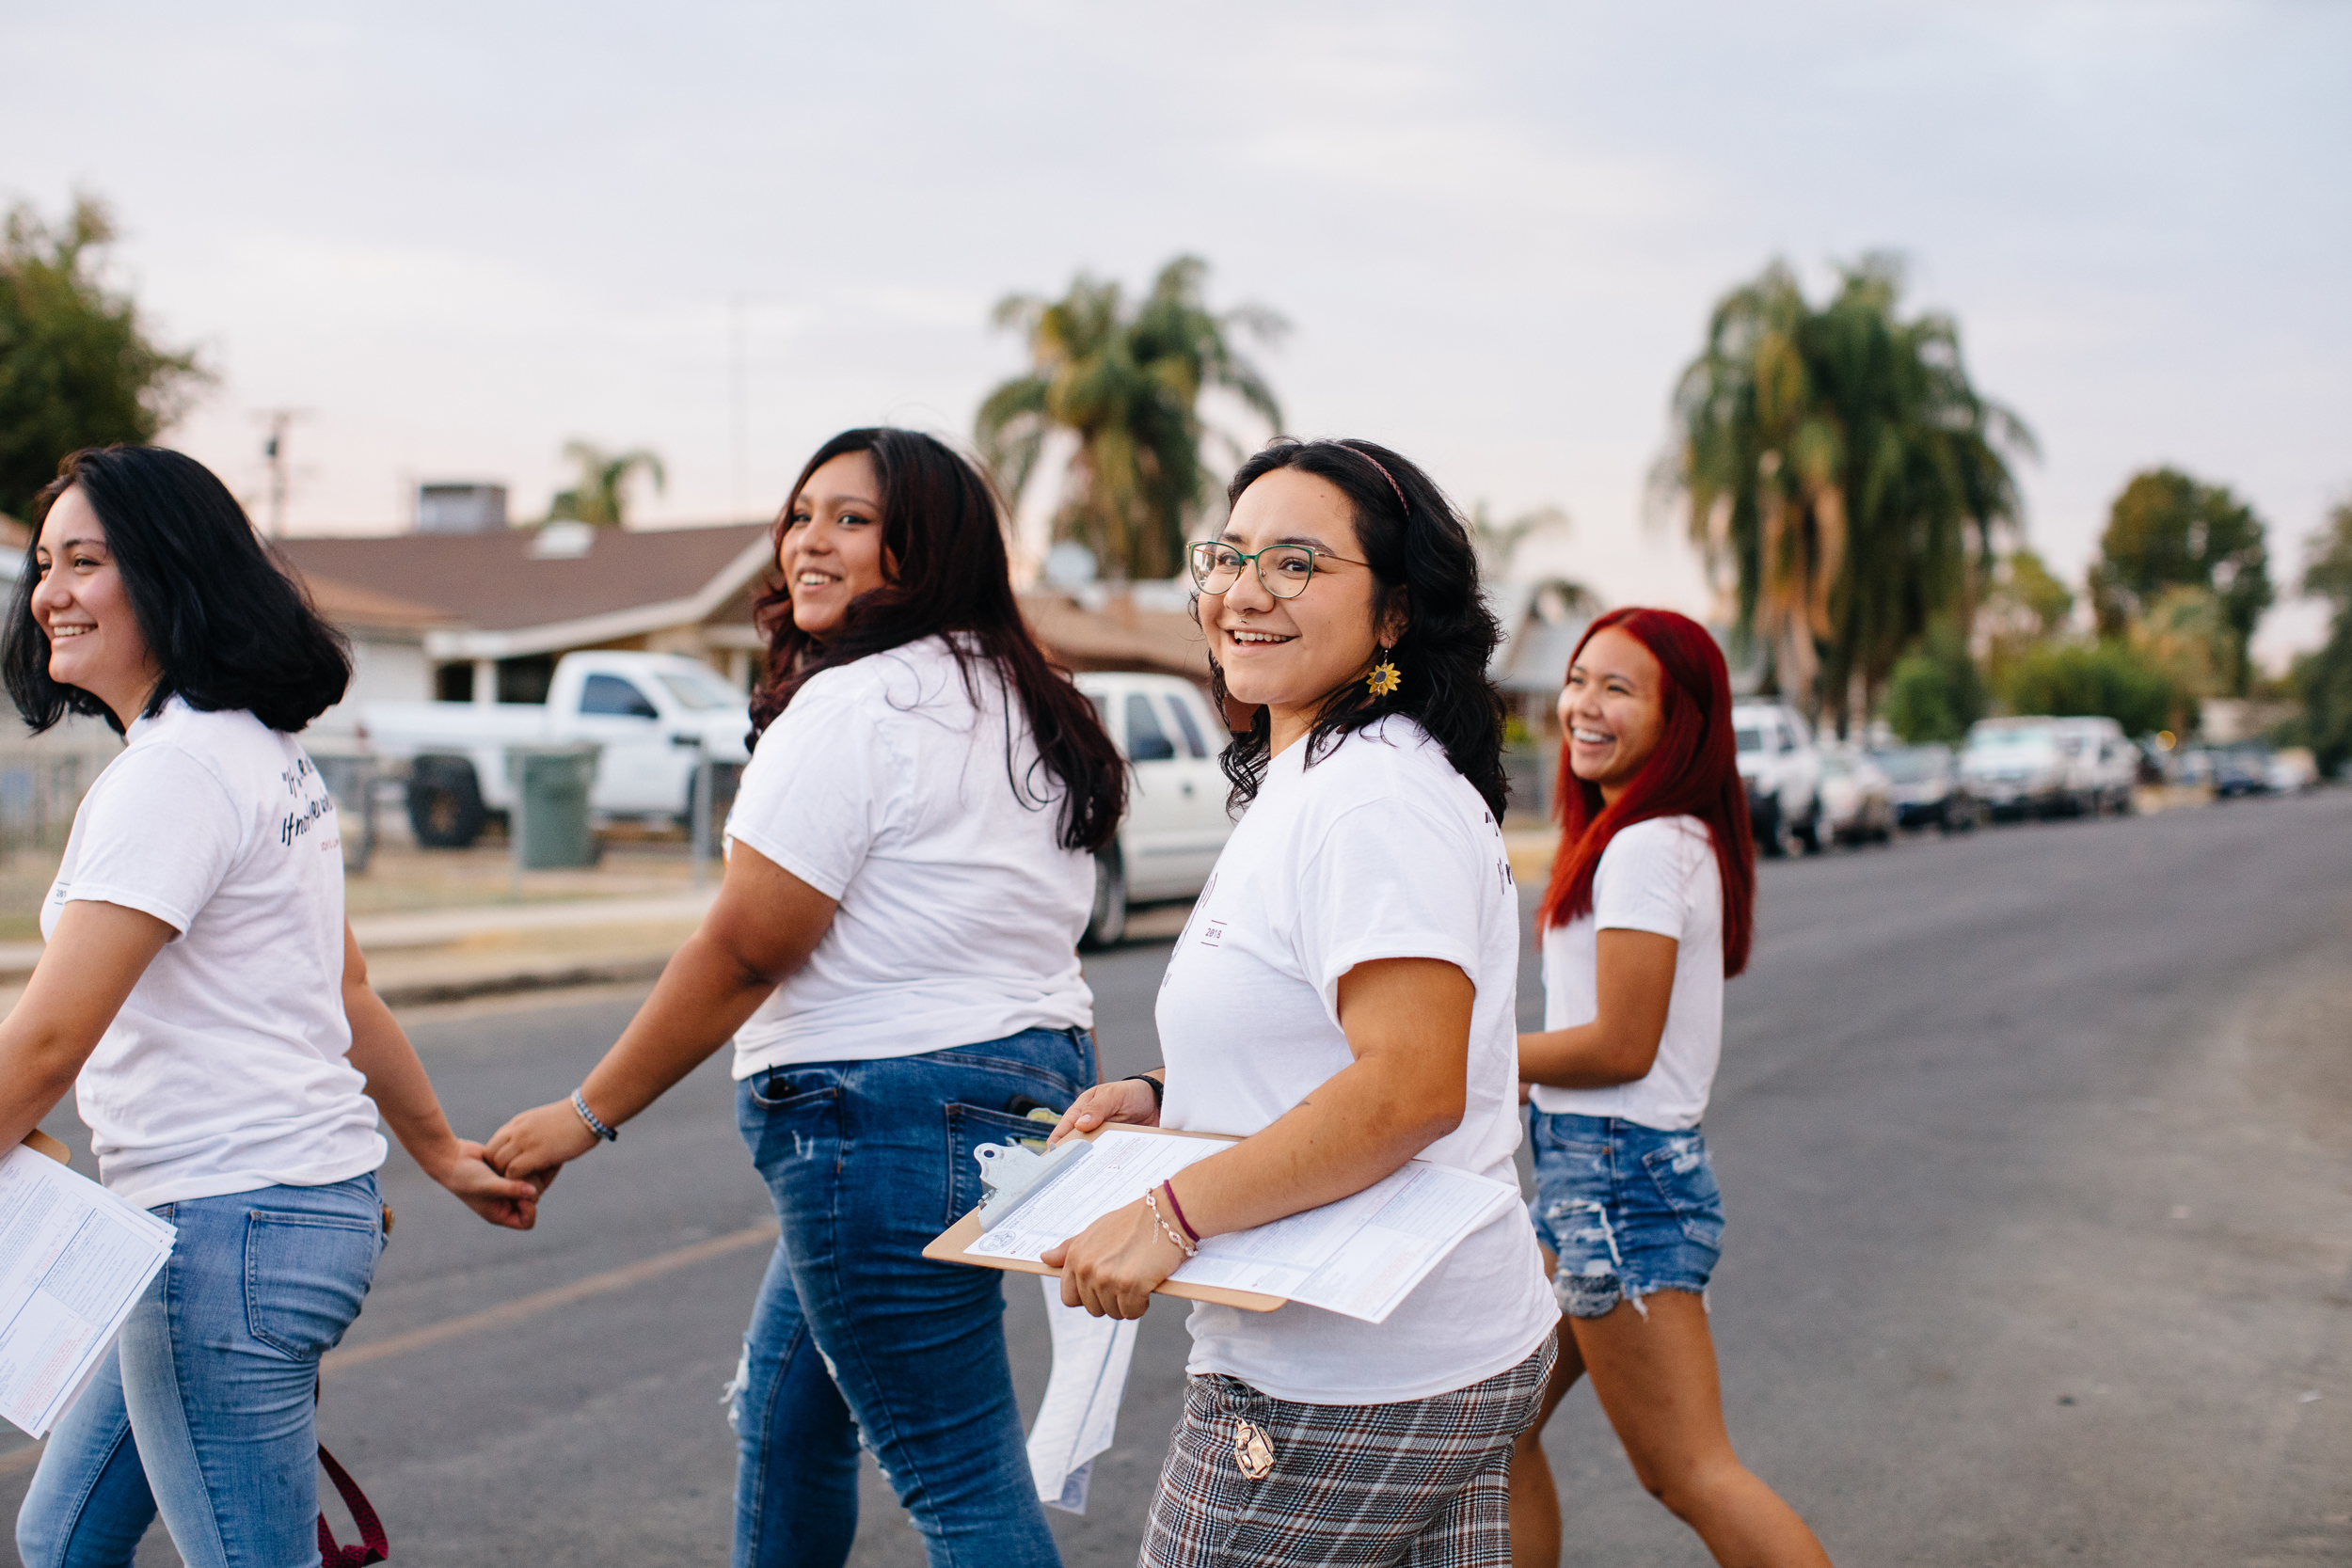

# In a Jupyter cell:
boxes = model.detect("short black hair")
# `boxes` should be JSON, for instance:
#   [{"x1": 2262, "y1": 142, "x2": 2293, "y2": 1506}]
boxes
[{"x1": 4, "y1": 445, "x2": 352, "y2": 734}]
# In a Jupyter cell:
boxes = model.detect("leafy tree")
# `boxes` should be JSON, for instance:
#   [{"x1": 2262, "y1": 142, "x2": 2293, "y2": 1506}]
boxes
[
  {"x1": 1668, "y1": 255, "x2": 2034, "y2": 735},
  {"x1": 1883, "y1": 622, "x2": 1986, "y2": 744},
  {"x1": 548, "y1": 441, "x2": 664, "y2": 527},
  {"x1": 2292, "y1": 499, "x2": 2352, "y2": 775},
  {"x1": 2089, "y1": 467, "x2": 2270, "y2": 694},
  {"x1": 1998, "y1": 641, "x2": 2185, "y2": 737},
  {"x1": 977, "y1": 256, "x2": 1284, "y2": 581},
  {"x1": 0, "y1": 195, "x2": 207, "y2": 521},
  {"x1": 2128, "y1": 583, "x2": 2233, "y2": 699}
]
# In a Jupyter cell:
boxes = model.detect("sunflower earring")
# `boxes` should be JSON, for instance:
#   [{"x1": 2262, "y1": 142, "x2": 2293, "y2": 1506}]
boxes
[{"x1": 1366, "y1": 646, "x2": 1402, "y2": 698}]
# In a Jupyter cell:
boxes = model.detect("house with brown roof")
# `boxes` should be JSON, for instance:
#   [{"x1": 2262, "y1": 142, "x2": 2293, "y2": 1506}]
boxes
[{"x1": 276, "y1": 519, "x2": 1212, "y2": 736}]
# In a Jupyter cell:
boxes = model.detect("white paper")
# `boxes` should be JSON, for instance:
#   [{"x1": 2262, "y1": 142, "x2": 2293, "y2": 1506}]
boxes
[
  {"x1": 1025, "y1": 1275, "x2": 1137, "y2": 1514},
  {"x1": 0, "y1": 1146, "x2": 176, "y2": 1438},
  {"x1": 970, "y1": 1128, "x2": 1518, "y2": 1324}
]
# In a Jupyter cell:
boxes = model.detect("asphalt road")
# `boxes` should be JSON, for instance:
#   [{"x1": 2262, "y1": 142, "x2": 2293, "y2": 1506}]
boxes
[{"x1": 5, "y1": 791, "x2": 2349, "y2": 1565}]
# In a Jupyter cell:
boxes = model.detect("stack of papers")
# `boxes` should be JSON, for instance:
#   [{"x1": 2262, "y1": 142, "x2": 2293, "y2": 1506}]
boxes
[
  {"x1": 967, "y1": 1128, "x2": 1517, "y2": 1324},
  {"x1": 0, "y1": 1145, "x2": 177, "y2": 1438}
]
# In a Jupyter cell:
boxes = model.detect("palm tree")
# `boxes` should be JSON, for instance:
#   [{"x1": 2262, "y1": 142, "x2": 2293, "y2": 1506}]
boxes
[
  {"x1": 549, "y1": 441, "x2": 665, "y2": 528},
  {"x1": 1666, "y1": 256, "x2": 2035, "y2": 732},
  {"x1": 1469, "y1": 501, "x2": 1571, "y2": 583},
  {"x1": 977, "y1": 256, "x2": 1285, "y2": 581}
]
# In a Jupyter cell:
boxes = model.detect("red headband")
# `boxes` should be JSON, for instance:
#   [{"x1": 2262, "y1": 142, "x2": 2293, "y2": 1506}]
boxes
[{"x1": 1355, "y1": 449, "x2": 1409, "y2": 515}]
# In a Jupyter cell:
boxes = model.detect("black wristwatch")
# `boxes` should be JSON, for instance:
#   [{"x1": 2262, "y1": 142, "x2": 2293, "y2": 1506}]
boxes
[{"x1": 1123, "y1": 1072, "x2": 1166, "y2": 1109}]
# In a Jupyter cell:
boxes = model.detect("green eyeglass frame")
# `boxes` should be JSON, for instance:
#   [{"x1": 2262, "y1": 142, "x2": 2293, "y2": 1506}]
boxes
[{"x1": 1186, "y1": 540, "x2": 1370, "y2": 600}]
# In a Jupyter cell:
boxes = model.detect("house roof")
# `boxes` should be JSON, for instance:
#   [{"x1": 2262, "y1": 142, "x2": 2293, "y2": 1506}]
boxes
[
  {"x1": 1018, "y1": 592, "x2": 1212, "y2": 682},
  {"x1": 297, "y1": 572, "x2": 455, "y2": 633},
  {"x1": 277, "y1": 522, "x2": 773, "y2": 659}
]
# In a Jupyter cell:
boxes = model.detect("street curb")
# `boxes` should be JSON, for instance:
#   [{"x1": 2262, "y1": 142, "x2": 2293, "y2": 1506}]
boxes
[{"x1": 374, "y1": 957, "x2": 672, "y2": 1008}]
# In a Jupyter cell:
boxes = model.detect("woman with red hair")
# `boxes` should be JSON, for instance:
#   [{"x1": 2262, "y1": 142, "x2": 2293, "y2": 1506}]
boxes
[{"x1": 1508, "y1": 609, "x2": 1831, "y2": 1568}]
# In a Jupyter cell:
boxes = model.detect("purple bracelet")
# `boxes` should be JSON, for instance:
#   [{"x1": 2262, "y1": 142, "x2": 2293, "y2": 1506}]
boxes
[{"x1": 1160, "y1": 1180, "x2": 1200, "y2": 1245}]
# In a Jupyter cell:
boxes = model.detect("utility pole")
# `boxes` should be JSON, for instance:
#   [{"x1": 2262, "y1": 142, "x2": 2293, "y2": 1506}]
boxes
[
  {"x1": 253, "y1": 409, "x2": 311, "y2": 537},
  {"x1": 730, "y1": 295, "x2": 748, "y2": 520}
]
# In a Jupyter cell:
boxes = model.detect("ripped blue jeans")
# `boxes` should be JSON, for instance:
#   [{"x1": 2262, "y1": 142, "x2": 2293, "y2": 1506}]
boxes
[
  {"x1": 1527, "y1": 1112, "x2": 1724, "y2": 1319},
  {"x1": 729, "y1": 1027, "x2": 1094, "y2": 1568}
]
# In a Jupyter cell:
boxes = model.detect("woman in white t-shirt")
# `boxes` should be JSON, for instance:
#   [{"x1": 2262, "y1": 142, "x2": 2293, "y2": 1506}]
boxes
[
  {"x1": 1044, "y1": 439, "x2": 1558, "y2": 1568},
  {"x1": 486, "y1": 428, "x2": 1124, "y2": 1568},
  {"x1": 1508, "y1": 609, "x2": 1830, "y2": 1568},
  {"x1": 1, "y1": 447, "x2": 541, "y2": 1566}
]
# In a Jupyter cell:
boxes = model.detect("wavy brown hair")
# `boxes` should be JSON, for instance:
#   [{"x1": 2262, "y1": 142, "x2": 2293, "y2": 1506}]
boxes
[{"x1": 749, "y1": 428, "x2": 1122, "y2": 854}]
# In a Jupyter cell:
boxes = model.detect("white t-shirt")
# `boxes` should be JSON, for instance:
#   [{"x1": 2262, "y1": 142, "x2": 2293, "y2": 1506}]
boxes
[
  {"x1": 42, "y1": 700, "x2": 386, "y2": 1209},
  {"x1": 1155, "y1": 717, "x2": 1558, "y2": 1405},
  {"x1": 725, "y1": 636, "x2": 1095, "y2": 1073},
  {"x1": 1531, "y1": 815, "x2": 1725, "y2": 1130}
]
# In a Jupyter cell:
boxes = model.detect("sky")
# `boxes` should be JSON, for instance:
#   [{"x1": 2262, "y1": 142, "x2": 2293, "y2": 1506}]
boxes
[{"x1": 7, "y1": 0, "x2": 2347, "y2": 665}]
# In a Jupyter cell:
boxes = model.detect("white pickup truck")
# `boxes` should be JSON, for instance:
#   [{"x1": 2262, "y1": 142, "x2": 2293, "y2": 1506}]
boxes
[{"x1": 363, "y1": 651, "x2": 752, "y2": 847}]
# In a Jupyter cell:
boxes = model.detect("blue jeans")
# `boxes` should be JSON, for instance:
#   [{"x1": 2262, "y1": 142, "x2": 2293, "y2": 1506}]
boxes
[
  {"x1": 17, "y1": 1173, "x2": 385, "y2": 1568},
  {"x1": 731, "y1": 1026, "x2": 1094, "y2": 1568},
  {"x1": 1527, "y1": 1112, "x2": 1724, "y2": 1319}
]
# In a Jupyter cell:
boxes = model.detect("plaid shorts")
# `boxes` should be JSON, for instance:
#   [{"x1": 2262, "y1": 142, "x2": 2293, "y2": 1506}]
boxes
[{"x1": 1137, "y1": 1337, "x2": 1556, "y2": 1568}]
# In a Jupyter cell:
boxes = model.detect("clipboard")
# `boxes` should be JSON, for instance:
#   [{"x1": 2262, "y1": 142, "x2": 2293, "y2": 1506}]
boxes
[{"x1": 924, "y1": 1123, "x2": 1286, "y2": 1313}]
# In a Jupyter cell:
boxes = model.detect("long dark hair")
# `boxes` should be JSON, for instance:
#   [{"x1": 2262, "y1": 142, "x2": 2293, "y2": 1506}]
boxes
[
  {"x1": 1536, "y1": 608, "x2": 1756, "y2": 975},
  {"x1": 5, "y1": 446, "x2": 352, "y2": 735},
  {"x1": 1205, "y1": 438, "x2": 1509, "y2": 819},
  {"x1": 748, "y1": 427, "x2": 1122, "y2": 854}
]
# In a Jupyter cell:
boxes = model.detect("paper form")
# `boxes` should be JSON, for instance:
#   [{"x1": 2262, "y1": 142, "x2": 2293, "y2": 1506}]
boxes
[
  {"x1": 1025, "y1": 1276, "x2": 1137, "y2": 1514},
  {"x1": 969, "y1": 1128, "x2": 1518, "y2": 1324},
  {"x1": 0, "y1": 1146, "x2": 176, "y2": 1438}
]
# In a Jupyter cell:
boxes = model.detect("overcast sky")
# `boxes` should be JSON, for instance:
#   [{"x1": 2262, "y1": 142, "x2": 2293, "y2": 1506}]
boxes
[{"x1": 8, "y1": 0, "x2": 2346, "y2": 662}]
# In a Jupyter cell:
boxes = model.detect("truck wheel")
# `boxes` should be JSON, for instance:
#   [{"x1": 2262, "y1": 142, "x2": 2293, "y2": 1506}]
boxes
[
  {"x1": 407, "y1": 756, "x2": 487, "y2": 849},
  {"x1": 1758, "y1": 803, "x2": 1794, "y2": 859},
  {"x1": 1795, "y1": 800, "x2": 1825, "y2": 855},
  {"x1": 1080, "y1": 848, "x2": 1128, "y2": 951}
]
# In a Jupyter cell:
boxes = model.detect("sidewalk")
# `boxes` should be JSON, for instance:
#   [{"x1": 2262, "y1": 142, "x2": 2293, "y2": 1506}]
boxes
[{"x1": 0, "y1": 832, "x2": 1570, "y2": 1009}]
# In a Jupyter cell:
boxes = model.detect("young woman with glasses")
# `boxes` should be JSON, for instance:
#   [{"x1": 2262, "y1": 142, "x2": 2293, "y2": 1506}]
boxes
[
  {"x1": 1507, "y1": 609, "x2": 1831, "y2": 1568},
  {"x1": 486, "y1": 428, "x2": 1122, "y2": 1568},
  {"x1": 3, "y1": 447, "x2": 540, "y2": 1566},
  {"x1": 1044, "y1": 438, "x2": 1558, "y2": 1568}
]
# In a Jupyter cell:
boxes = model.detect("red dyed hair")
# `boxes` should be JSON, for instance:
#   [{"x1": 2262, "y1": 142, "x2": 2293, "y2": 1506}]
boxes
[{"x1": 1535, "y1": 608, "x2": 1756, "y2": 976}]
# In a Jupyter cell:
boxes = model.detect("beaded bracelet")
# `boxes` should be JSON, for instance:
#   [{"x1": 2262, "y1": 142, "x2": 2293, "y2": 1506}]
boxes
[
  {"x1": 1143, "y1": 1188, "x2": 1198, "y2": 1259},
  {"x1": 571, "y1": 1087, "x2": 618, "y2": 1144}
]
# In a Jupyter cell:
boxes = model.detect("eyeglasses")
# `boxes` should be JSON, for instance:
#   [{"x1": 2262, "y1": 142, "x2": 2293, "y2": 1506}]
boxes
[{"x1": 1186, "y1": 541, "x2": 1370, "y2": 600}]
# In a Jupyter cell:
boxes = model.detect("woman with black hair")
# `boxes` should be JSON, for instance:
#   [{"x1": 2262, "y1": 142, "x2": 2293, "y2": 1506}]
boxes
[
  {"x1": 1044, "y1": 439, "x2": 1558, "y2": 1568},
  {"x1": 487, "y1": 428, "x2": 1123, "y2": 1568},
  {"x1": 2, "y1": 447, "x2": 541, "y2": 1565}
]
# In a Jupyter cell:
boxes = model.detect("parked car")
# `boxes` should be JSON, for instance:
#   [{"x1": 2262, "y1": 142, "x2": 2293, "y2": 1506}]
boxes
[
  {"x1": 1871, "y1": 743, "x2": 1981, "y2": 833},
  {"x1": 1732, "y1": 702, "x2": 1823, "y2": 857},
  {"x1": 1072, "y1": 672, "x2": 1235, "y2": 947},
  {"x1": 2050, "y1": 716, "x2": 2137, "y2": 816},
  {"x1": 1818, "y1": 747, "x2": 1895, "y2": 845},
  {"x1": 2267, "y1": 749, "x2": 2320, "y2": 794},
  {"x1": 363, "y1": 651, "x2": 752, "y2": 847},
  {"x1": 2211, "y1": 744, "x2": 2274, "y2": 798},
  {"x1": 1958, "y1": 718, "x2": 2070, "y2": 819}
]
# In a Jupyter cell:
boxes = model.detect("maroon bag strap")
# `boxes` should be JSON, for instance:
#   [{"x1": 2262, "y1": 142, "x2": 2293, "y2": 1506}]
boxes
[
  {"x1": 313, "y1": 1374, "x2": 389, "y2": 1566},
  {"x1": 316, "y1": 1443, "x2": 389, "y2": 1566}
]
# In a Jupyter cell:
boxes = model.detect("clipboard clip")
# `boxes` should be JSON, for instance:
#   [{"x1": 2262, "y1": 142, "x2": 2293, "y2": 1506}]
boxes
[{"x1": 973, "y1": 1136, "x2": 1089, "y2": 1227}]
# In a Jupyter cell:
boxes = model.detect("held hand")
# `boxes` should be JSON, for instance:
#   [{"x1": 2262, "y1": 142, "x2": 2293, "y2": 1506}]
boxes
[
  {"x1": 437, "y1": 1139, "x2": 548, "y2": 1230},
  {"x1": 484, "y1": 1100, "x2": 601, "y2": 1183},
  {"x1": 1040, "y1": 1199, "x2": 1182, "y2": 1319},
  {"x1": 1046, "y1": 1078, "x2": 1159, "y2": 1148}
]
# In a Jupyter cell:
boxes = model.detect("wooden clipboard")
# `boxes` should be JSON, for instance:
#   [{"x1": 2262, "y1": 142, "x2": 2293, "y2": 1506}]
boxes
[{"x1": 923, "y1": 1122, "x2": 1287, "y2": 1313}]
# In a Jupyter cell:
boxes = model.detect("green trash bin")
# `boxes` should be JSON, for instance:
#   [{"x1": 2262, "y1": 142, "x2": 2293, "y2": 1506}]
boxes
[{"x1": 504, "y1": 744, "x2": 601, "y2": 869}]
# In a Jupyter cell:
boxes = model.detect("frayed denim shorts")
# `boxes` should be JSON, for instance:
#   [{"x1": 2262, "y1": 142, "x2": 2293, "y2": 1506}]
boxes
[{"x1": 1527, "y1": 1111, "x2": 1725, "y2": 1319}]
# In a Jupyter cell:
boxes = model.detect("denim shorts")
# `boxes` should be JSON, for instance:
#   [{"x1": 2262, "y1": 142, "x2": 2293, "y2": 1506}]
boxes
[{"x1": 1527, "y1": 1111, "x2": 1724, "y2": 1319}]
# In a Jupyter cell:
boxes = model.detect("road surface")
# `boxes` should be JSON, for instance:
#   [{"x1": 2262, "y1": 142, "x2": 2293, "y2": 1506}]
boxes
[{"x1": 5, "y1": 791, "x2": 2348, "y2": 1564}]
